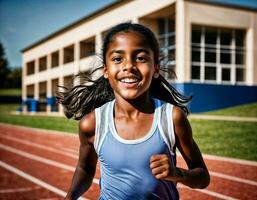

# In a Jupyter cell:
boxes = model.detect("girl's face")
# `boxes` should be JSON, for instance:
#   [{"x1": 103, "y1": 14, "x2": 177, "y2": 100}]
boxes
[{"x1": 104, "y1": 31, "x2": 159, "y2": 101}]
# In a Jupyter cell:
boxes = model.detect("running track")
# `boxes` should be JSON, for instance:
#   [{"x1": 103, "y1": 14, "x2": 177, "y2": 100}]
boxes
[{"x1": 0, "y1": 123, "x2": 257, "y2": 200}]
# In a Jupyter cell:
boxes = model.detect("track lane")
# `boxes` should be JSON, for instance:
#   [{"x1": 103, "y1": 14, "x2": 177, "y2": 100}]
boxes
[
  {"x1": 0, "y1": 163, "x2": 64, "y2": 200},
  {"x1": 1, "y1": 124, "x2": 257, "y2": 200}
]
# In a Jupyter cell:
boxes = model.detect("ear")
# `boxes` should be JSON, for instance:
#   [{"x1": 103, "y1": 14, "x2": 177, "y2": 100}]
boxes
[
  {"x1": 153, "y1": 64, "x2": 160, "y2": 79},
  {"x1": 103, "y1": 65, "x2": 108, "y2": 79}
]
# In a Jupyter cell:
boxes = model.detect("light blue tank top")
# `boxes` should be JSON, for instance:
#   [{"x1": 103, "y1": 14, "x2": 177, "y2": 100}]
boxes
[{"x1": 94, "y1": 99, "x2": 179, "y2": 200}]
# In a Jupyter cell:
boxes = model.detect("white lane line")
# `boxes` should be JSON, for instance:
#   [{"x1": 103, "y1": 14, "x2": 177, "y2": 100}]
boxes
[
  {"x1": 0, "y1": 161, "x2": 87, "y2": 200},
  {"x1": 59, "y1": 147, "x2": 78, "y2": 154},
  {"x1": 0, "y1": 134, "x2": 78, "y2": 159},
  {"x1": 178, "y1": 184, "x2": 238, "y2": 200},
  {"x1": 202, "y1": 154, "x2": 257, "y2": 167},
  {"x1": 0, "y1": 123, "x2": 77, "y2": 138},
  {"x1": 0, "y1": 186, "x2": 40, "y2": 193},
  {"x1": 0, "y1": 143, "x2": 99, "y2": 185},
  {"x1": 177, "y1": 153, "x2": 257, "y2": 167},
  {"x1": 210, "y1": 171, "x2": 257, "y2": 186},
  {"x1": 0, "y1": 144, "x2": 75, "y2": 171}
]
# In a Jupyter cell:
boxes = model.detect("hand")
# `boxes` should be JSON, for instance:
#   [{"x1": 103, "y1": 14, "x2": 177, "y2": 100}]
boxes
[{"x1": 150, "y1": 154, "x2": 181, "y2": 182}]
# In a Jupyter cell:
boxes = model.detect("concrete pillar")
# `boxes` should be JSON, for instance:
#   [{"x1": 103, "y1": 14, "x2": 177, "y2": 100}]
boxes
[
  {"x1": 46, "y1": 54, "x2": 52, "y2": 113},
  {"x1": 254, "y1": 14, "x2": 257, "y2": 85},
  {"x1": 94, "y1": 32, "x2": 103, "y2": 78},
  {"x1": 58, "y1": 76, "x2": 64, "y2": 115},
  {"x1": 175, "y1": 0, "x2": 185, "y2": 83},
  {"x1": 30, "y1": 59, "x2": 39, "y2": 112},
  {"x1": 95, "y1": 32, "x2": 102, "y2": 55},
  {"x1": 57, "y1": 47, "x2": 64, "y2": 115},
  {"x1": 74, "y1": 41, "x2": 80, "y2": 79},
  {"x1": 246, "y1": 13, "x2": 255, "y2": 86},
  {"x1": 22, "y1": 59, "x2": 27, "y2": 113},
  {"x1": 231, "y1": 30, "x2": 236, "y2": 85},
  {"x1": 34, "y1": 59, "x2": 39, "y2": 100},
  {"x1": 59, "y1": 48, "x2": 64, "y2": 66},
  {"x1": 132, "y1": 17, "x2": 139, "y2": 24}
]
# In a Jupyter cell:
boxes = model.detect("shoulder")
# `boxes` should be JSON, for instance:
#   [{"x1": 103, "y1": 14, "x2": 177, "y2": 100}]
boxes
[
  {"x1": 79, "y1": 110, "x2": 96, "y2": 143},
  {"x1": 172, "y1": 106, "x2": 187, "y2": 125},
  {"x1": 172, "y1": 106, "x2": 192, "y2": 139}
]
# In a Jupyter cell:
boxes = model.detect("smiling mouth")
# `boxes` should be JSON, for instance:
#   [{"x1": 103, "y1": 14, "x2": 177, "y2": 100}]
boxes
[{"x1": 119, "y1": 77, "x2": 139, "y2": 84}]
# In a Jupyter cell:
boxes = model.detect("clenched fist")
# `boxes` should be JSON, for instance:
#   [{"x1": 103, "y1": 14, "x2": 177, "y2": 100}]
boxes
[{"x1": 150, "y1": 154, "x2": 183, "y2": 182}]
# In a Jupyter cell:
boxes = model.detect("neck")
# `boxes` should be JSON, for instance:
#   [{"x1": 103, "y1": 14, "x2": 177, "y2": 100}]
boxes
[{"x1": 114, "y1": 94, "x2": 154, "y2": 118}]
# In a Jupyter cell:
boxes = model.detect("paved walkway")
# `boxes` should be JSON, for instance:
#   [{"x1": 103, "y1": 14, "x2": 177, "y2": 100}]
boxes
[{"x1": 189, "y1": 114, "x2": 257, "y2": 122}]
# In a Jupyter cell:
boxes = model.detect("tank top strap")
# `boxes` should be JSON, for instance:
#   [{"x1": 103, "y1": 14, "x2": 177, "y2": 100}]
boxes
[
  {"x1": 157, "y1": 101, "x2": 176, "y2": 156},
  {"x1": 94, "y1": 100, "x2": 114, "y2": 154}
]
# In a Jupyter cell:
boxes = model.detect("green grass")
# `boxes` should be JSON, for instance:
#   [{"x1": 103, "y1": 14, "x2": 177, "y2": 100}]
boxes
[
  {"x1": 0, "y1": 103, "x2": 256, "y2": 161},
  {"x1": 202, "y1": 102, "x2": 257, "y2": 118},
  {"x1": 190, "y1": 119, "x2": 257, "y2": 161},
  {"x1": 0, "y1": 88, "x2": 21, "y2": 96},
  {"x1": 0, "y1": 104, "x2": 78, "y2": 133}
]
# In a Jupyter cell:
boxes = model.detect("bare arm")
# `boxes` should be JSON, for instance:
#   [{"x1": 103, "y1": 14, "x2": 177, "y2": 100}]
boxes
[
  {"x1": 150, "y1": 106, "x2": 210, "y2": 189},
  {"x1": 65, "y1": 111, "x2": 98, "y2": 199}
]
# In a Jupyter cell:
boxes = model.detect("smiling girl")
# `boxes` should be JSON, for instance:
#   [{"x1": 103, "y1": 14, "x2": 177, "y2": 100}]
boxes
[{"x1": 57, "y1": 23, "x2": 210, "y2": 200}]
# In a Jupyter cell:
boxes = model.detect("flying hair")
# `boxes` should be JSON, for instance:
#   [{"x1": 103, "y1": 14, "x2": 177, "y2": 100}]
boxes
[{"x1": 56, "y1": 22, "x2": 192, "y2": 120}]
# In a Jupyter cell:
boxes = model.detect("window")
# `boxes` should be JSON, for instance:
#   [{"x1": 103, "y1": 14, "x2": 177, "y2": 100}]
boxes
[
  {"x1": 39, "y1": 56, "x2": 47, "y2": 71},
  {"x1": 80, "y1": 37, "x2": 95, "y2": 58},
  {"x1": 64, "y1": 75, "x2": 73, "y2": 88},
  {"x1": 236, "y1": 68, "x2": 245, "y2": 82},
  {"x1": 191, "y1": 65, "x2": 200, "y2": 80},
  {"x1": 222, "y1": 68, "x2": 230, "y2": 81},
  {"x1": 205, "y1": 27, "x2": 217, "y2": 45},
  {"x1": 64, "y1": 45, "x2": 74, "y2": 64},
  {"x1": 158, "y1": 18, "x2": 175, "y2": 79},
  {"x1": 26, "y1": 84, "x2": 34, "y2": 98},
  {"x1": 205, "y1": 66, "x2": 216, "y2": 80},
  {"x1": 191, "y1": 25, "x2": 246, "y2": 84},
  {"x1": 51, "y1": 51, "x2": 59, "y2": 68},
  {"x1": 26, "y1": 61, "x2": 35, "y2": 75}
]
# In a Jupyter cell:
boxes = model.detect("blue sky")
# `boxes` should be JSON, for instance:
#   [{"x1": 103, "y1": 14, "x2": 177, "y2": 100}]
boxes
[
  {"x1": 0, "y1": 0, "x2": 256, "y2": 68},
  {"x1": 0, "y1": 0, "x2": 115, "y2": 67}
]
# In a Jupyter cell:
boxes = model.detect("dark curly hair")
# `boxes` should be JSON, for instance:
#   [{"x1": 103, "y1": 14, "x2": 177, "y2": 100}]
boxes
[{"x1": 56, "y1": 22, "x2": 191, "y2": 120}]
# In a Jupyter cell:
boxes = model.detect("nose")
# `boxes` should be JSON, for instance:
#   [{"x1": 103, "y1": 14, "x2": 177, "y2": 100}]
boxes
[{"x1": 122, "y1": 58, "x2": 135, "y2": 72}]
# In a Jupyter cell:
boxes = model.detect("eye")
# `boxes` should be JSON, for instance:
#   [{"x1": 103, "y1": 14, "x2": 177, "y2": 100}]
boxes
[
  {"x1": 112, "y1": 57, "x2": 123, "y2": 63},
  {"x1": 136, "y1": 56, "x2": 147, "y2": 62}
]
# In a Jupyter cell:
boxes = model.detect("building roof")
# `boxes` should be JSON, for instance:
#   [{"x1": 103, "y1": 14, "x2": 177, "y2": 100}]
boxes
[
  {"x1": 21, "y1": 0, "x2": 129, "y2": 53},
  {"x1": 21, "y1": 0, "x2": 257, "y2": 53},
  {"x1": 191, "y1": 0, "x2": 257, "y2": 12}
]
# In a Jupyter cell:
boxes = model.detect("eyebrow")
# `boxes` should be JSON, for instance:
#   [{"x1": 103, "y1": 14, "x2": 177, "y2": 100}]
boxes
[{"x1": 108, "y1": 49, "x2": 151, "y2": 56}]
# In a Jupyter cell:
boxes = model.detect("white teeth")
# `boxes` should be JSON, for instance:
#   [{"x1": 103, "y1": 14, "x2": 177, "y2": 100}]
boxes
[{"x1": 120, "y1": 78, "x2": 138, "y2": 83}]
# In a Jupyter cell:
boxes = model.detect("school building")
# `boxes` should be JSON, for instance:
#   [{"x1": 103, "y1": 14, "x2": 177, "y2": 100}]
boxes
[{"x1": 21, "y1": 0, "x2": 257, "y2": 114}]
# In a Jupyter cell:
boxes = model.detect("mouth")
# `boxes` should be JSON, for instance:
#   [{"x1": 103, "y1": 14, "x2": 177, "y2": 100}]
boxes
[
  {"x1": 118, "y1": 76, "x2": 141, "y2": 88},
  {"x1": 119, "y1": 77, "x2": 139, "y2": 84}
]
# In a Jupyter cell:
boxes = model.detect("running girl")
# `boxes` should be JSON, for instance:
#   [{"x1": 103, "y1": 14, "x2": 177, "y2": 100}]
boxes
[{"x1": 57, "y1": 23, "x2": 210, "y2": 200}]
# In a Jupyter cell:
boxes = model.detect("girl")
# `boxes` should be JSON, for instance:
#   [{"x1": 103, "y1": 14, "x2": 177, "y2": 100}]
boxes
[{"x1": 57, "y1": 23, "x2": 210, "y2": 200}]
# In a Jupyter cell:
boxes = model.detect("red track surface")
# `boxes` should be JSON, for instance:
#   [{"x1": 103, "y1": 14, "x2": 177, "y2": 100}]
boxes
[{"x1": 0, "y1": 123, "x2": 256, "y2": 200}]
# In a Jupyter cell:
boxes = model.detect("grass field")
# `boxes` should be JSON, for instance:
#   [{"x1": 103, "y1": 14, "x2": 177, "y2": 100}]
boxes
[
  {"x1": 0, "y1": 104, "x2": 78, "y2": 133},
  {"x1": 191, "y1": 119, "x2": 257, "y2": 161},
  {"x1": 203, "y1": 102, "x2": 257, "y2": 118},
  {"x1": 0, "y1": 88, "x2": 21, "y2": 96},
  {"x1": 0, "y1": 103, "x2": 256, "y2": 161}
]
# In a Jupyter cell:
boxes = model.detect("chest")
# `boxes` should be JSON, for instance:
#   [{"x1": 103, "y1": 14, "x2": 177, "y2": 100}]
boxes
[{"x1": 99, "y1": 129, "x2": 168, "y2": 173}]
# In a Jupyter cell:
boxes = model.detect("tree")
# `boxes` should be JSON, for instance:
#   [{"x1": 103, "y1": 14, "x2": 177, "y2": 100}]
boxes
[
  {"x1": 0, "y1": 42, "x2": 10, "y2": 88},
  {"x1": 0, "y1": 42, "x2": 21, "y2": 88},
  {"x1": 7, "y1": 67, "x2": 22, "y2": 88}
]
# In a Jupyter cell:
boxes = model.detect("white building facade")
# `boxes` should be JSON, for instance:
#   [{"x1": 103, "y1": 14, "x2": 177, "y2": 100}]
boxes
[{"x1": 21, "y1": 0, "x2": 257, "y2": 113}]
